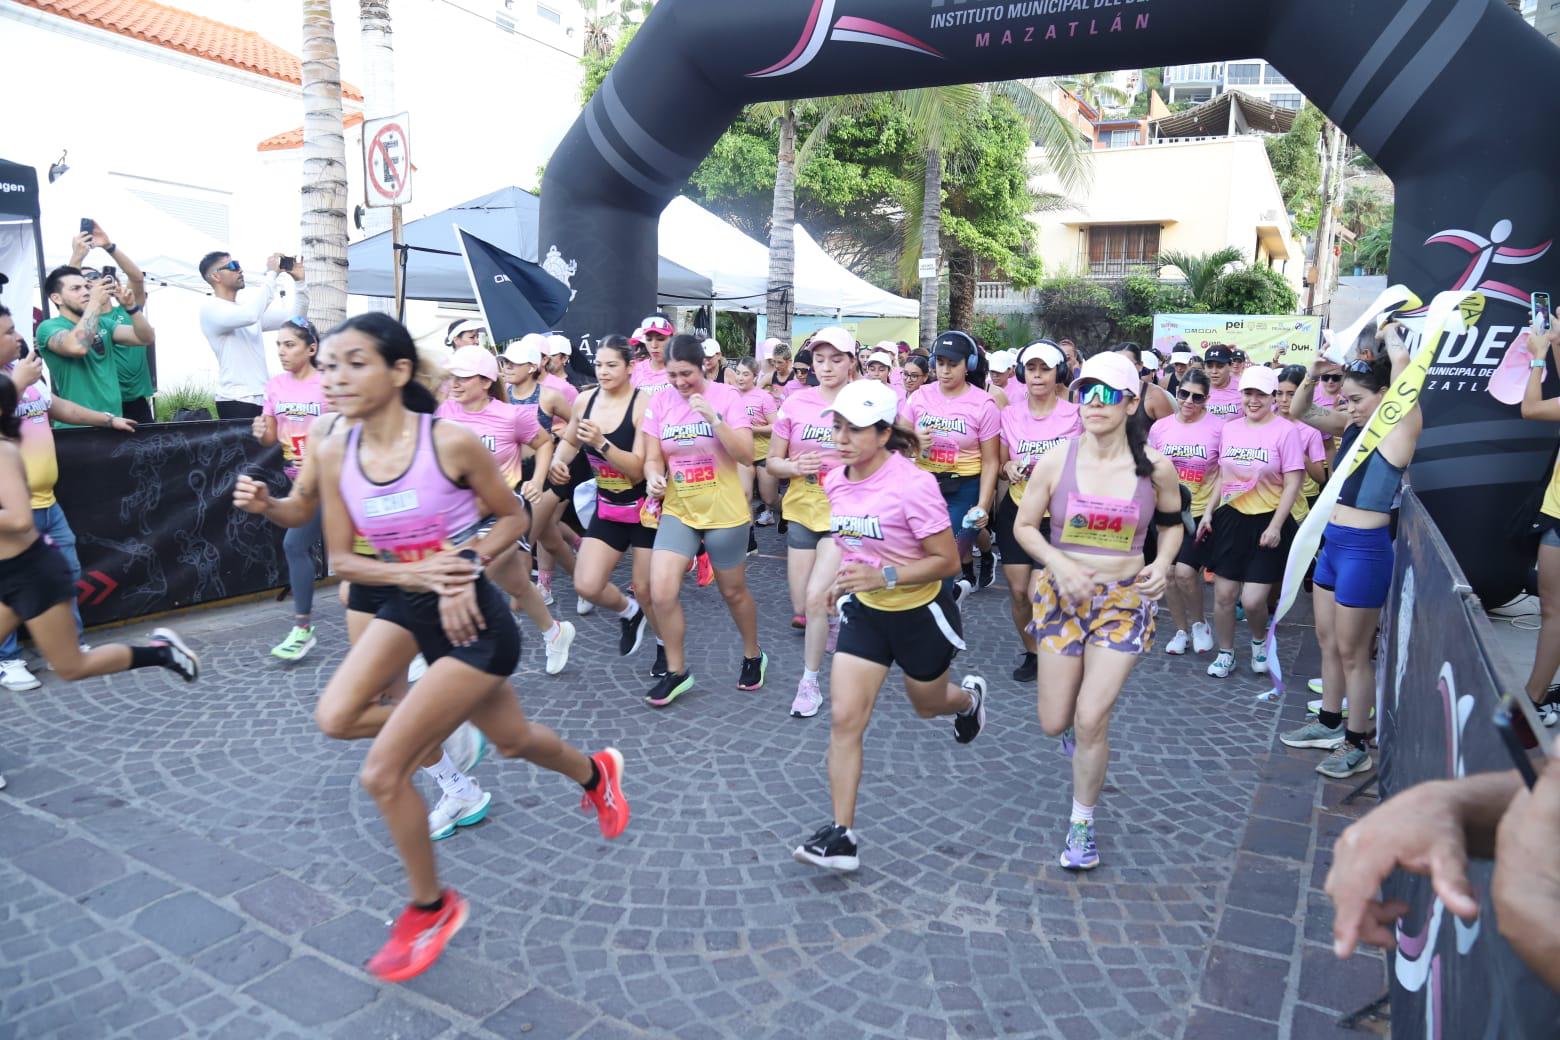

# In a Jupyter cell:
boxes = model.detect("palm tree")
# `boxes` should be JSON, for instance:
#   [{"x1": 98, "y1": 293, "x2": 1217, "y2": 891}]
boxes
[
  {"x1": 1340, "y1": 184, "x2": 1386, "y2": 236},
  {"x1": 357, "y1": 1, "x2": 395, "y2": 239},
  {"x1": 302, "y1": 1, "x2": 350, "y2": 326},
  {"x1": 1156, "y1": 247, "x2": 1243, "y2": 307},
  {"x1": 1061, "y1": 71, "x2": 1130, "y2": 114}
]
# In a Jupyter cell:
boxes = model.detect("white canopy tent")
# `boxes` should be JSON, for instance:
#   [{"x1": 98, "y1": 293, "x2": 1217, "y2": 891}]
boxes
[{"x1": 656, "y1": 197, "x2": 915, "y2": 318}]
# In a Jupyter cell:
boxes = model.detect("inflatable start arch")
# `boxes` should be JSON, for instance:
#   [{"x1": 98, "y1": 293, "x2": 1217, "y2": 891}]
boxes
[{"x1": 540, "y1": 0, "x2": 1560, "y2": 603}]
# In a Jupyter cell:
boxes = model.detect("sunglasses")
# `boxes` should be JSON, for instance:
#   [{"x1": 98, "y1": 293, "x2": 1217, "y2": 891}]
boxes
[
  {"x1": 220, "y1": 260, "x2": 242, "y2": 272},
  {"x1": 793, "y1": 365, "x2": 811, "y2": 374},
  {"x1": 1176, "y1": 389, "x2": 1207, "y2": 404},
  {"x1": 1319, "y1": 372, "x2": 1344, "y2": 383},
  {"x1": 285, "y1": 315, "x2": 319, "y2": 342},
  {"x1": 1343, "y1": 360, "x2": 1374, "y2": 374},
  {"x1": 1079, "y1": 383, "x2": 1128, "y2": 406}
]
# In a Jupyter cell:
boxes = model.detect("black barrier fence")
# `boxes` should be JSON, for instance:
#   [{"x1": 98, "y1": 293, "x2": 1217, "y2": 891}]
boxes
[
  {"x1": 1378, "y1": 489, "x2": 1560, "y2": 1037},
  {"x1": 51, "y1": 421, "x2": 308, "y2": 628}
]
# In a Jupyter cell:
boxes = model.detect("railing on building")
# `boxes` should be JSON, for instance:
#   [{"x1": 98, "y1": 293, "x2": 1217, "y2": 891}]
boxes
[
  {"x1": 1164, "y1": 63, "x2": 1221, "y2": 84},
  {"x1": 1085, "y1": 260, "x2": 1157, "y2": 279},
  {"x1": 975, "y1": 282, "x2": 1040, "y2": 312}
]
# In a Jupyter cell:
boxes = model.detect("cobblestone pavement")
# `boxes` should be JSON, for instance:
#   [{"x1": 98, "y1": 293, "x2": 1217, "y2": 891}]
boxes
[{"x1": 0, "y1": 531, "x2": 1384, "y2": 1039}]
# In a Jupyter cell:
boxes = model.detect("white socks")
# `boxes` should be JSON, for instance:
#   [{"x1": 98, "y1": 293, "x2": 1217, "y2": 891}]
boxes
[
  {"x1": 544, "y1": 621, "x2": 562, "y2": 642},
  {"x1": 425, "y1": 751, "x2": 479, "y2": 802},
  {"x1": 1071, "y1": 799, "x2": 1095, "y2": 824},
  {"x1": 616, "y1": 597, "x2": 640, "y2": 621},
  {"x1": 802, "y1": 669, "x2": 819, "y2": 684}
]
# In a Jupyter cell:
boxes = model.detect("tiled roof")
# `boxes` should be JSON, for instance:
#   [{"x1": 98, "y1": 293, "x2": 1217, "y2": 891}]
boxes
[
  {"x1": 17, "y1": 0, "x2": 364, "y2": 100},
  {"x1": 258, "y1": 111, "x2": 366, "y2": 152}
]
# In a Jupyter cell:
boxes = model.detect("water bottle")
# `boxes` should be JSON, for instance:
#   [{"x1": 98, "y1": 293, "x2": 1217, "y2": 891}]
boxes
[{"x1": 962, "y1": 507, "x2": 987, "y2": 530}]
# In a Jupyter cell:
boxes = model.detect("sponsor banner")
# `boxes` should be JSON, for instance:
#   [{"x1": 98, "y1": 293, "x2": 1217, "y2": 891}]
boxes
[
  {"x1": 1150, "y1": 313, "x2": 1322, "y2": 366},
  {"x1": 53, "y1": 422, "x2": 303, "y2": 627},
  {"x1": 1379, "y1": 490, "x2": 1560, "y2": 1038}
]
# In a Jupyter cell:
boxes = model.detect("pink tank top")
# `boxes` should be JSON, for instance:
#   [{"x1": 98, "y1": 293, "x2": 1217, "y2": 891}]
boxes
[
  {"x1": 1047, "y1": 440, "x2": 1157, "y2": 558},
  {"x1": 341, "y1": 414, "x2": 484, "y2": 563}
]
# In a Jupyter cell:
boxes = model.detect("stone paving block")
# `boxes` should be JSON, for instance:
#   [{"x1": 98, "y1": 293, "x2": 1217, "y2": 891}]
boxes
[
  {"x1": 131, "y1": 891, "x2": 244, "y2": 957},
  {"x1": 193, "y1": 932, "x2": 291, "y2": 986},
  {"x1": 12, "y1": 837, "x2": 127, "y2": 897},
  {"x1": 402, "y1": 950, "x2": 526, "y2": 1018},
  {"x1": 233, "y1": 874, "x2": 345, "y2": 936},
  {"x1": 301, "y1": 910, "x2": 385, "y2": 966},
  {"x1": 76, "y1": 872, "x2": 177, "y2": 918},
  {"x1": 337, "y1": 992, "x2": 453, "y2": 1039},
  {"x1": 1182, "y1": 1005, "x2": 1281, "y2": 1039},
  {"x1": 242, "y1": 955, "x2": 376, "y2": 1027},
  {"x1": 125, "y1": 832, "x2": 273, "y2": 896},
  {"x1": 25, "y1": 785, "x2": 130, "y2": 820},
  {"x1": 1214, "y1": 907, "x2": 1297, "y2": 956},
  {"x1": 1241, "y1": 818, "x2": 1312, "y2": 862},
  {"x1": 1297, "y1": 943, "x2": 1388, "y2": 1015},
  {"x1": 1224, "y1": 854, "x2": 1301, "y2": 917},
  {"x1": 1198, "y1": 945, "x2": 1289, "y2": 1022},
  {"x1": 2, "y1": 809, "x2": 68, "y2": 853}
]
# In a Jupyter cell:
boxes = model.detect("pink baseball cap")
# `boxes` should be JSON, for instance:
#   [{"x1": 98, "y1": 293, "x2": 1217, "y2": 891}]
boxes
[
  {"x1": 641, "y1": 316, "x2": 675, "y2": 337},
  {"x1": 809, "y1": 326, "x2": 859, "y2": 355},
  {"x1": 1068, "y1": 352, "x2": 1140, "y2": 396},
  {"x1": 1239, "y1": 366, "x2": 1280, "y2": 395},
  {"x1": 448, "y1": 345, "x2": 498, "y2": 382}
]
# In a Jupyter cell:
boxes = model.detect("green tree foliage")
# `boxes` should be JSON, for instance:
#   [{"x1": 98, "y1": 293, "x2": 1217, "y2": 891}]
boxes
[
  {"x1": 1205, "y1": 265, "x2": 1299, "y2": 315},
  {"x1": 1266, "y1": 102, "x2": 1325, "y2": 234},
  {"x1": 1116, "y1": 274, "x2": 1197, "y2": 342},
  {"x1": 581, "y1": 23, "x2": 637, "y2": 105},
  {"x1": 1353, "y1": 208, "x2": 1393, "y2": 273},
  {"x1": 1156, "y1": 247, "x2": 1243, "y2": 308}
]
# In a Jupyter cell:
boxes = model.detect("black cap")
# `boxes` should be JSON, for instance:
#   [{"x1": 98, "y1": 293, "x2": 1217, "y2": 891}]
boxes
[
  {"x1": 1204, "y1": 345, "x2": 1234, "y2": 364},
  {"x1": 931, "y1": 330, "x2": 978, "y2": 364},
  {"x1": 1231, "y1": 349, "x2": 1248, "y2": 362}
]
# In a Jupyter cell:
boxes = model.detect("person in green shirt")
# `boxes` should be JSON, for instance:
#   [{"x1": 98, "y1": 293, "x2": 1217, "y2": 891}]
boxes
[
  {"x1": 72, "y1": 223, "x2": 157, "y2": 423},
  {"x1": 37, "y1": 265, "x2": 154, "y2": 428}
]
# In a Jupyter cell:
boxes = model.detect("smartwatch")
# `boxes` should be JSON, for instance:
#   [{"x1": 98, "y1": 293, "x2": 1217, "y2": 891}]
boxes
[
  {"x1": 1531, "y1": 359, "x2": 1548, "y2": 370},
  {"x1": 882, "y1": 565, "x2": 898, "y2": 590}
]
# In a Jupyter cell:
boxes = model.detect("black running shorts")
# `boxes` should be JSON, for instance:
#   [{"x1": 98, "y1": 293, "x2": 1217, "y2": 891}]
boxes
[
  {"x1": 376, "y1": 577, "x2": 522, "y2": 678},
  {"x1": 836, "y1": 585, "x2": 965, "y2": 683}
]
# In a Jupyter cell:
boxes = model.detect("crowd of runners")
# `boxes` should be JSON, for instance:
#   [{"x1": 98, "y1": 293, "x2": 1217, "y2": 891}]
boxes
[{"x1": 0, "y1": 302, "x2": 1500, "y2": 983}]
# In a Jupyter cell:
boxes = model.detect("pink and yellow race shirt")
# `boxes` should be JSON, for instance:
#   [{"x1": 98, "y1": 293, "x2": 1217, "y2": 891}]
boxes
[
  {"x1": 643, "y1": 381, "x2": 752, "y2": 530},
  {"x1": 825, "y1": 452, "x2": 951, "y2": 612},
  {"x1": 773, "y1": 387, "x2": 846, "y2": 533},
  {"x1": 263, "y1": 370, "x2": 327, "y2": 479},
  {"x1": 435, "y1": 398, "x2": 542, "y2": 488},
  {"x1": 908, "y1": 383, "x2": 1000, "y2": 477},
  {"x1": 1216, "y1": 416, "x2": 1303, "y2": 516},
  {"x1": 1149, "y1": 412, "x2": 1224, "y2": 518},
  {"x1": 1000, "y1": 397, "x2": 1081, "y2": 506}
]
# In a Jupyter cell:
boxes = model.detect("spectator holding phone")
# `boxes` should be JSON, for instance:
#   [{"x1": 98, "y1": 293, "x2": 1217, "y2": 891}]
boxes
[
  {"x1": 71, "y1": 223, "x2": 156, "y2": 423},
  {"x1": 37, "y1": 263, "x2": 154, "y2": 428},
  {"x1": 0, "y1": 302, "x2": 137, "y2": 692},
  {"x1": 197, "y1": 250, "x2": 309, "y2": 419}
]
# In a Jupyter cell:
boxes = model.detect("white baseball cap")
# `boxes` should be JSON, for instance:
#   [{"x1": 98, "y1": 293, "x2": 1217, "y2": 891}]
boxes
[
  {"x1": 822, "y1": 379, "x2": 900, "y2": 427},
  {"x1": 808, "y1": 326, "x2": 859, "y2": 355},
  {"x1": 1170, "y1": 349, "x2": 1194, "y2": 365},
  {"x1": 1016, "y1": 340, "x2": 1065, "y2": 372},
  {"x1": 989, "y1": 350, "x2": 1017, "y2": 373},
  {"x1": 544, "y1": 333, "x2": 572, "y2": 356},
  {"x1": 1239, "y1": 366, "x2": 1280, "y2": 395},
  {"x1": 500, "y1": 333, "x2": 546, "y2": 367},
  {"x1": 448, "y1": 345, "x2": 498, "y2": 381},
  {"x1": 702, "y1": 338, "x2": 722, "y2": 358},
  {"x1": 641, "y1": 315, "x2": 675, "y2": 337},
  {"x1": 865, "y1": 349, "x2": 896, "y2": 369},
  {"x1": 446, "y1": 319, "x2": 486, "y2": 344}
]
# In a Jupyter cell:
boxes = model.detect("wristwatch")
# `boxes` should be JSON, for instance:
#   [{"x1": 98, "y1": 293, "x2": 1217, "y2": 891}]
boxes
[
  {"x1": 1531, "y1": 359, "x2": 1548, "y2": 370},
  {"x1": 882, "y1": 565, "x2": 898, "y2": 590},
  {"x1": 101, "y1": 242, "x2": 116, "y2": 255}
]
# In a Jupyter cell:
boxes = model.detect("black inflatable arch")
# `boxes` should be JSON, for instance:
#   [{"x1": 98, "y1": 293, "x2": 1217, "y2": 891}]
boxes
[{"x1": 541, "y1": 0, "x2": 1560, "y2": 601}]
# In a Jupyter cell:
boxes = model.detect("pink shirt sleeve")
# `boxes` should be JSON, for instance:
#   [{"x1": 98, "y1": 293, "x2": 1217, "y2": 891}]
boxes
[
  {"x1": 513, "y1": 404, "x2": 541, "y2": 447},
  {"x1": 975, "y1": 397, "x2": 1001, "y2": 440},
  {"x1": 641, "y1": 394, "x2": 664, "y2": 440},
  {"x1": 720, "y1": 387, "x2": 752, "y2": 430},
  {"x1": 262, "y1": 378, "x2": 278, "y2": 417},
  {"x1": 772, "y1": 401, "x2": 795, "y2": 444},
  {"x1": 1277, "y1": 424, "x2": 1304, "y2": 473},
  {"x1": 902, "y1": 466, "x2": 952, "y2": 540},
  {"x1": 1300, "y1": 424, "x2": 1325, "y2": 463}
]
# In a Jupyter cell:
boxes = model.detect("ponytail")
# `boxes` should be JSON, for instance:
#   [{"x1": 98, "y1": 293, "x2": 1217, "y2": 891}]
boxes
[
  {"x1": 1125, "y1": 405, "x2": 1153, "y2": 477},
  {"x1": 881, "y1": 419, "x2": 919, "y2": 459},
  {"x1": 403, "y1": 381, "x2": 437, "y2": 415}
]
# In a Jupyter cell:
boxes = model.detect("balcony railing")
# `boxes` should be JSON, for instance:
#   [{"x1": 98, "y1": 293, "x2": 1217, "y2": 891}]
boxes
[
  {"x1": 1085, "y1": 260, "x2": 1157, "y2": 279},
  {"x1": 1164, "y1": 63, "x2": 1221, "y2": 84}
]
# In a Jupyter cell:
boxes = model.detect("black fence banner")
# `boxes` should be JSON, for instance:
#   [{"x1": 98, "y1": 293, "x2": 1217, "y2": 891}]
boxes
[
  {"x1": 51, "y1": 421, "x2": 306, "y2": 628},
  {"x1": 1378, "y1": 490, "x2": 1560, "y2": 1037}
]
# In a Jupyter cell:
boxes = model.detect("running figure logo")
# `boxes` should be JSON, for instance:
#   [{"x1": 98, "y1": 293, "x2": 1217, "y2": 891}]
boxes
[
  {"x1": 1404, "y1": 219, "x2": 1551, "y2": 320},
  {"x1": 748, "y1": 0, "x2": 943, "y2": 78}
]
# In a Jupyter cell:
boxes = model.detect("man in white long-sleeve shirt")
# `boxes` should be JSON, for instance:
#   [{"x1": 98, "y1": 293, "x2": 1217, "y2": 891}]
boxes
[{"x1": 197, "y1": 251, "x2": 310, "y2": 419}]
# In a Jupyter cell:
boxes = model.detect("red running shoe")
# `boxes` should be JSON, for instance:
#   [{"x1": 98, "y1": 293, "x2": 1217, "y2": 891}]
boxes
[
  {"x1": 580, "y1": 747, "x2": 630, "y2": 839},
  {"x1": 366, "y1": 889, "x2": 468, "y2": 983},
  {"x1": 695, "y1": 552, "x2": 715, "y2": 587}
]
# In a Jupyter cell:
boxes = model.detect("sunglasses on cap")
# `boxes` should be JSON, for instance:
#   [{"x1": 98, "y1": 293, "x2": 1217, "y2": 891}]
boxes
[
  {"x1": 285, "y1": 315, "x2": 319, "y2": 342},
  {"x1": 1343, "y1": 359, "x2": 1375, "y2": 374},
  {"x1": 1176, "y1": 388, "x2": 1207, "y2": 404},
  {"x1": 1078, "y1": 383, "x2": 1129, "y2": 406}
]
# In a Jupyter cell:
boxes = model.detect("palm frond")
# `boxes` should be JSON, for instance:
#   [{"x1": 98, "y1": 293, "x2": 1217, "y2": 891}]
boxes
[{"x1": 988, "y1": 81, "x2": 1091, "y2": 198}]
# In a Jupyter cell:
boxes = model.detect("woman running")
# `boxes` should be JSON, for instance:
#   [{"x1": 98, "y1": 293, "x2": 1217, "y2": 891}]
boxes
[
  {"x1": 632, "y1": 315, "x2": 676, "y2": 398},
  {"x1": 997, "y1": 340, "x2": 1080, "y2": 684},
  {"x1": 791, "y1": 379, "x2": 987, "y2": 872},
  {"x1": 496, "y1": 334, "x2": 577, "y2": 604},
  {"x1": 253, "y1": 316, "x2": 326, "y2": 662},
  {"x1": 639, "y1": 334, "x2": 766, "y2": 705},
  {"x1": 236, "y1": 363, "x2": 489, "y2": 843},
  {"x1": 547, "y1": 336, "x2": 656, "y2": 660},
  {"x1": 436, "y1": 345, "x2": 575, "y2": 675},
  {"x1": 1281, "y1": 336, "x2": 1420, "y2": 777},
  {"x1": 732, "y1": 357, "x2": 780, "y2": 529},
  {"x1": 1014, "y1": 352, "x2": 1183, "y2": 871},
  {"x1": 1197, "y1": 366, "x2": 1304, "y2": 678},
  {"x1": 312, "y1": 314, "x2": 627, "y2": 982},
  {"x1": 767, "y1": 327, "x2": 856, "y2": 718},
  {"x1": 1200, "y1": 345, "x2": 1244, "y2": 423},
  {"x1": 524, "y1": 337, "x2": 588, "y2": 612},
  {"x1": 0, "y1": 374, "x2": 198, "y2": 688},
  {"x1": 1148, "y1": 369, "x2": 1222, "y2": 656},
  {"x1": 908, "y1": 332, "x2": 1000, "y2": 598}
]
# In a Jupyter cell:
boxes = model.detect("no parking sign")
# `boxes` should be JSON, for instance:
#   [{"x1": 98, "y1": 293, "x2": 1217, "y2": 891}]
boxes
[{"x1": 363, "y1": 112, "x2": 413, "y2": 208}]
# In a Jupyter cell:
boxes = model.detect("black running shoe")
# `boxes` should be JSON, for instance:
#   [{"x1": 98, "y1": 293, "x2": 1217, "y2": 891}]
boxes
[
  {"x1": 977, "y1": 551, "x2": 996, "y2": 590},
  {"x1": 644, "y1": 671, "x2": 693, "y2": 708},
  {"x1": 792, "y1": 823, "x2": 859, "y2": 872},
  {"x1": 777, "y1": 517, "x2": 789, "y2": 535},
  {"x1": 651, "y1": 643, "x2": 668, "y2": 678},
  {"x1": 150, "y1": 627, "x2": 199, "y2": 683},
  {"x1": 961, "y1": 560, "x2": 976, "y2": 587},
  {"x1": 619, "y1": 608, "x2": 648, "y2": 657},
  {"x1": 737, "y1": 651, "x2": 768, "y2": 691},
  {"x1": 1012, "y1": 652, "x2": 1037, "y2": 683},
  {"x1": 747, "y1": 528, "x2": 759, "y2": 557},
  {"x1": 953, "y1": 674, "x2": 986, "y2": 744}
]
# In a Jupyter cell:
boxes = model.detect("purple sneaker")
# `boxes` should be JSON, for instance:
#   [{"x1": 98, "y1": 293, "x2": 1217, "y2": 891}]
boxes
[
  {"x1": 1060, "y1": 726, "x2": 1075, "y2": 759},
  {"x1": 1059, "y1": 820, "x2": 1098, "y2": 871},
  {"x1": 790, "y1": 675, "x2": 823, "y2": 718}
]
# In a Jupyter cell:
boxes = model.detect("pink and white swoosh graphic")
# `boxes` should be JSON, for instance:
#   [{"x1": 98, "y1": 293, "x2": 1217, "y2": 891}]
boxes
[{"x1": 748, "y1": 0, "x2": 943, "y2": 78}]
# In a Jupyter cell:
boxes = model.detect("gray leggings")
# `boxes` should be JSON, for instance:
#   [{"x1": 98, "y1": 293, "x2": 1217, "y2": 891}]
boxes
[{"x1": 284, "y1": 510, "x2": 324, "y2": 618}]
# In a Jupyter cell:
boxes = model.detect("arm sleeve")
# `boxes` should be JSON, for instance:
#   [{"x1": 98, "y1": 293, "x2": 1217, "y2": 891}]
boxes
[
  {"x1": 640, "y1": 396, "x2": 663, "y2": 440},
  {"x1": 1278, "y1": 425, "x2": 1305, "y2": 473},
  {"x1": 201, "y1": 274, "x2": 278, "y2": 334},
  {"x1": 262, "y1": 384, "x2": 277, "y2": 417},
  {"x1": 260, "y1": 276, "x2": 309, "y2": 333},
  {"x1": 772, "y1": 403, "x2": 794, "y2": 443}
]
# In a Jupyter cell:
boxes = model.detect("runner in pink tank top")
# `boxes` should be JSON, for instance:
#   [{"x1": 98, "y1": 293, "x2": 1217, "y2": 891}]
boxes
[
  {"x1": 311, "y1": 314, "x2": 628, "y2": 986},
  {"x1": 1012, "y1": 352, "x2": 1184, "y2": 874}
]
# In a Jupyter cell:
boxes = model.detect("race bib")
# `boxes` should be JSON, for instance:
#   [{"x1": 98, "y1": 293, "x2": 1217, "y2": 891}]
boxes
[
  {"x1": 1059, "y1": 493, "x2": 1138, "y2": 553},
  {"x1": 590, "y1": 457, "x2": 633, "y2": 494},
  {"x1": 671, "y1": 453, "x2": 718, "y2": 497},
  {"x1": 1171, "y1": 460, "x2": 1207, "y2": 486},
  {"x1": 924, "y1": 436, "x2": 959, "y2": 472}
]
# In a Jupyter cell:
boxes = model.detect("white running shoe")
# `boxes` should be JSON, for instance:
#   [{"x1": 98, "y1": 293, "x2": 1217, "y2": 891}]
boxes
[
  {"x1": 755, "y1": 508, "x2": 775, "y2": 527},
  {"x1": 1207, "y1": 651, "x2": 1235, "y2": 678},
  {"x1": 790, "y1": 675, "x2": 823, "y2": 718},
  {"x1": 443, "y1": 721, "x2": 488, "y2": 773},
  {"x1": 429, "y1": 787, "x2": 491, "y2": 840},
  {"x1": 407, "y1": 654, "x2": 428, "y2": 684},
  {"x1": 1191, "y1": 622, "x2": 1214, "y2": 654},
  {"x1": 577, "y1": 596, "x2": 595, "y2": 616},
  {"x1": 0, "y1": 658, "x2": 41, "y2": 692},
  {"x1": 1250, "y1": 640, "x2": 1269, "y2": 675},
  {"x1": 1164, "y1": 630, "x2": 1190, "y2": 656},
  {"x1": 545, "y1": 621, "x2": 576, "y2": 675}
]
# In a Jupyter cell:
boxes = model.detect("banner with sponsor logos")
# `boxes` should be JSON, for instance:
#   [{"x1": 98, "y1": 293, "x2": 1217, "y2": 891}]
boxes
[
  {"x1": 1379, "y1": 490, "x2": 1560, "y2": 1039},
  {"x1": 1150, "y1": 313, "x2": 1322, "y2": 366},
  {"x1": 52, "y1": 422, "x2": 302, "y2": 628}
]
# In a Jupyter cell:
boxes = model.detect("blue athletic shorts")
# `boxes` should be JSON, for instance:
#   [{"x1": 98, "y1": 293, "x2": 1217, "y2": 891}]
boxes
[{"x1": 1313, "y1": 522, "x2": 1394, "y2": 609}]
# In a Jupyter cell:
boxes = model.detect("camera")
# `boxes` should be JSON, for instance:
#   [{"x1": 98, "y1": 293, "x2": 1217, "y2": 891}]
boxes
[
  {"x1": 80, "y1": 217, "x2": 93, "y2": 235},
  {"x1": 279, "y1": 256, "x2": 296, "y2": 273},
  {"x1": 101, "y1": 264, "x2": 117, "y2": 282}
]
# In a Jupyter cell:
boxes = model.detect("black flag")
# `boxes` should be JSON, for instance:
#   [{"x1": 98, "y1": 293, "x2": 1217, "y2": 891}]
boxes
[{"x1": 453, "y1": 224, "x2": 570, "y2": 346}]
